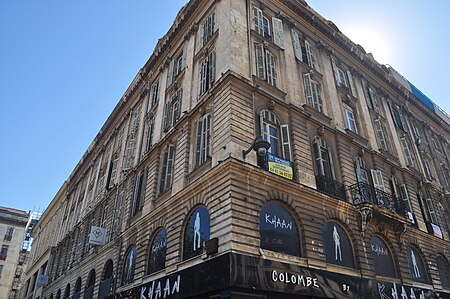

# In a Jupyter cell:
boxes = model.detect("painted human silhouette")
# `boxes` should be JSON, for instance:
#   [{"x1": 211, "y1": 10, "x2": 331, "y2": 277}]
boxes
[
  {"x1": 411, "y1": 250, "x2": 421, "y2": 278},
  {"x1": 333, "y1": 226, "x2": 342, "y2": 261},
  {"x1": 193, "y1": 212, "x2": 201, "y2": 250}
]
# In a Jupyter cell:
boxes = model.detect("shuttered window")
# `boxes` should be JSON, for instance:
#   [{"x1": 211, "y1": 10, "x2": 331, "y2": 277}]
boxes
[
  {"x1": 199, "y1": 52, "x2": 216, "y2": 95},
  {"x1": 159, "y1": 146, "x2": 175, "y2": 194},
  {"x1": 303, "y1": 73, "x2": 322, "y2": 112},
  {"x1": 255, "y1": 44, "x2": 277, "y2": 86},
  {"x1": 195, "y1": 114, "x2": 212, "y2": 166}
]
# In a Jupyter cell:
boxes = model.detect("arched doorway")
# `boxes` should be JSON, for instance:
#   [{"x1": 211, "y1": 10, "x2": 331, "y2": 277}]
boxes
[{"x1": 83, "y1": 269, "x2": 96, "y2": 299}]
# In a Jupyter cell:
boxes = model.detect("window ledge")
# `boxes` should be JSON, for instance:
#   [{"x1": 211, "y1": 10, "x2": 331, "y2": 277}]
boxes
[
  {"x1": 252, "y1": 75, "x2": 287, "y2": 101},
  {"x1": 344, "y1": 128, "x2": 368, "y2": 147},
  {"x1": 302, "y1": 104, "x2": 332, "y2": 127},
  {"x1": 188, "y1": 159, "x2": 212, "y2": 184}
]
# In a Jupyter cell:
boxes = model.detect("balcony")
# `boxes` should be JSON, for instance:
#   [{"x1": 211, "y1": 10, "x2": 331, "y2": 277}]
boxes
[
  {"x1": 315, "y1": 175, "x2": 346, "y2": 200},
  {"x1": 349, "y1": 182, "x2": 403, "y2": 215}
]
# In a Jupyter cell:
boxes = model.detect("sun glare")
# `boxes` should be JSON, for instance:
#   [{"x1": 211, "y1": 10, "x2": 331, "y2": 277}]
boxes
[{"x1": 344, "y1": 27, "x2": 391, "y2": 64}]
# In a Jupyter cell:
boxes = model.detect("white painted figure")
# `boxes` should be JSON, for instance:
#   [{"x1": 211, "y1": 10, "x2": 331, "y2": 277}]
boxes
[
  {"x1": 333, "y1": 226, "x2": 342, "y2": 261},
  {"x1": 411, "y1": 250, "x2": 421, "y2": 278},
  {"x1": 193, "y1": 212, "x2": 201, "y2": 250}
]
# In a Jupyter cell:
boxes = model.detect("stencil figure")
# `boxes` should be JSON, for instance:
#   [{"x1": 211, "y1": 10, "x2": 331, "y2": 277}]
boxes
[
  {"x1": 411, "y1": 250, "x2": 421, "y2": 278},
  {"x1": 193, "y1": 212, "x2": 201, "y2": 250},
  {"x1": 333, "y1": 226, "x2": 342, "y2": 261}
]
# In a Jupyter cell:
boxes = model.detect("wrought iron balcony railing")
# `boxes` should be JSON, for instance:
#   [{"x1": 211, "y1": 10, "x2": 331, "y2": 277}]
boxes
[
  {"x1": 349, "y1": 182, "x2": 398, "y2": 213},
  {"x1": 315, "y1": 175, "x2": 346, "y2": 200}
]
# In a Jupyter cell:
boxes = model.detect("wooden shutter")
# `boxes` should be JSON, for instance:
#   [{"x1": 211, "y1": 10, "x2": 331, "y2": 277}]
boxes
[
  {"x1": 280, "y1": 124, "x2": 291, "y2": 161},
  {"x1": 166, "y1": 146, "x2": 175, "y2": 190},
  {"x1": 160, "y1": 150, "x2": 169, "y2": 194},
  {"x1": 331, "y1": 58, "x2": 340, "y2": 84},
  {"x1": 255, "y1": 44, "x2": 266, "y2": 80},
  {"x1": 303, "y1": 73, "x2": 313, "y2": 107},
  {"x1": 291, "y1": 29, "x2": 302, "y2": 61},
  {"x1": 371, "y1": 169, "x2": 385, "y2": 191},
  {"x1": 253, "y1": 7, "x2": 264, "y2": 35},
  {"x1": 163, "y1": 102, "x2": 170, "y2": 131},
  {"x1": 272, "y1": 17, "x2": 284, "y2": 48},
  {"x1": 208, "y1": 52, "x2": 215, "y2": 89},
  {"x1": 305, "y1": 40, "x2": 316, "y2": 69},
  {"x1": 374, "y1": 119, "x2": 387, "y2": 150},
  {"x1": 347, "y1": 71, "x2": 357, "y2": 97},
  {"x1": 167, "y1": 59, "x2": 174, "y2": 86},
  {"x1": 195, "y1": 118, "x2": 203, "y2": 166}
]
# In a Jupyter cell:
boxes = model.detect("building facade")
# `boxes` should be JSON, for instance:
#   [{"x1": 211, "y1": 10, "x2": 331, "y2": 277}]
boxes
[
  {"x1": 22, "y1": 0, "x2": 450, "y2": 299},
  {"x1": 0, "y1": 206, "x2": 29, "y2": 299}
]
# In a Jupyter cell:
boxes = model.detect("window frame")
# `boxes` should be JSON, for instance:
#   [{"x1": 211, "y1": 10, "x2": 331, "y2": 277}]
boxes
[
  {"x1": 303, "y1": 73, "x2": 323, "y2": 112},
  {"x1": 255, "y1": 44, "x2": 277, "y2": 86},
  {"x1": 259, "y1": 110, "x2": 292, "y2": 161},
  {"x1": 159, "y1": 145, "x2": 176, "y2": 194},
  {"x1": 312, "y1": 136, "x2": 334, "y2": 179},
  {"x1": 199, "y1": 51, "x2": 216, "y2": 96},
  {"x1": 195, "y1": 113, "x2": 212, "y2": 166},
  {"x1": 343, "y1": 104, "x2": 358, "y2": 133}
]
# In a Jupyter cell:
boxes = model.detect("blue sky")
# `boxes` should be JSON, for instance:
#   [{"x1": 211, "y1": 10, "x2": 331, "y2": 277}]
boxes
[{"x1": 1, "y1": 1, "x2": 449, "y2": 212}]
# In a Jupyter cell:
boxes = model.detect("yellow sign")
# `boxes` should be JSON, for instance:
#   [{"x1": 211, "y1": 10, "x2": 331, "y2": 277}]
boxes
[{"x1": 268, "y1": 154, "x2": 293, "y2": 180}]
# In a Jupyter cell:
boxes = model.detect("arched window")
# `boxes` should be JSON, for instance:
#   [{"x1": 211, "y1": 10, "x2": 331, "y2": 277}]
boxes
[
  {"x1": 122, "y1": 247, "x2": 136, "y2": 285},
  {"x1": 323, "y1": 221, "x2": 355, "y2": 268},
  {"x1": 73, "y1": 277, "x2": 82, "y2": 299},
  {"x1": 406, "y1": 246, "x2": 428, "y2": 284},
  {"x1": 354, "y1": 157, "x2": 369, "y2": 184},
  {"x1": 85, "y1": 269, "x2": 96, "y2": 299},
  {"x1": 49, "y1": 294, "x2": 54, "y2": 299},
  {"x1": 183, "y1": 206, "x2": 210, "y2": 260},
  {"x1": 259, "y1": 110, "x2": 291, "y2": 160},
  {"x1": 55, "y1": 289, "x2": 61, "y2": 299},
  {"x1": 98, "y1": 261, "x2": 113, "y2": 299},
  {"x1": 260, "y1": 202, "x2": 300, "y2": 256},
  {"x1": 312, "y1": 136, "x2": 334, "y2": 179},
  {"x1": 147, "y1": 229, "x2": 167, "y2": 274},
  {"x1": 436, "y1": 254, "x2": 450, "y2": 289},
  {"x1": 370, "y1": 236, "x2": 397, "y2": 278},
  {"x1": 63, "y1": 284, "x2": 70, "y2": 299}
]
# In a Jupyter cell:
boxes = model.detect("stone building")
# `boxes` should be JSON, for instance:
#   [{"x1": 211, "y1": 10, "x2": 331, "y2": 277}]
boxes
[
  {"x1": 0, "y1": 206, "x2": 29, "y2": 299},
  {"x1": 21, "y1": 0, "x2": 450, "y2": 298}
]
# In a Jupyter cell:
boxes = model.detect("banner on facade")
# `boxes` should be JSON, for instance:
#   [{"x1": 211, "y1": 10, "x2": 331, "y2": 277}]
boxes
[{"x1": 89, "y1": 226, "x2": 107, "y2": 245}]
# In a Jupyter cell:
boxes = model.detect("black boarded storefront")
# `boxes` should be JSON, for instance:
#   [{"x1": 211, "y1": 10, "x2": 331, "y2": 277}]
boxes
[{"x1": 111, "y1": 253, "x2": 450, "y2": 299}]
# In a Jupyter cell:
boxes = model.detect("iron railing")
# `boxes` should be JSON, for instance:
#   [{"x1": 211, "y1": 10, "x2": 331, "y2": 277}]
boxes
[
  {"x1": 315, "y1": 175, "x2": 346, "y2": 200},
  {"x1": 349, "y1": 182, "x2": 400, "y2": 214}
]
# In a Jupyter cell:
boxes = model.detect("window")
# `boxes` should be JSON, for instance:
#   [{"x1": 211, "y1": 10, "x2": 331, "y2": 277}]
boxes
[
  {"x1": 371, "y1": 236, "x2": 397, "y2": 278},
  {"x1": 374, "y1": 118, "x2": 390, "y2": 151},
  {"x1": 390, "y1": 176, "x2": 415, "y2": 223},
  {"x1": 388, "y1": 102, "x2": 405, "y2": 130},
  {"x1": 442, "y1": 165, "x2": 450, "y2": 190},
  {"x1": 343, "y1": 104, "x2": 358, "y2": 133},
  {"x1": 0, "y1": 265, "x2": 3, "y2": 279},
  {"x1": 123, "y1": 106, "x2": 142, "y2": 170},
  {"x1": 399, "y1": 137, "x2": 414, "y2": 167},
  {"x1": 167, "y1": 45, "x2": 187, "y2": 86},
  {"x1": 4, "y1": 227, "x2": 14, "y2": 241},
  {"x1": 291, "y1": 29, "x2": 315, "y2": 69},
  {"x1": 255, "y1": 44, "x2": 277, "y2": 86},
  {"x1": 183, "y1": 206, "x2": 210, "y2": 260},
  {"x1": 252, "y1": 7, "x2": 270, "y2": 38},
  {"x1": 202, "y1": 13, "x2": 215, "y2": 45},
  {"x1": 195, "y1": 114, "x2": 211, "y2": 166},
  {"x1": 163, "y1": 88, "x2": 182, "y2": 131},
  {"x1": 1, "y1": 245, "x2": 8, "y2": 260},
  {"x1": 431, "y1": 138, "x2": 440, "y2": 152},
  {"x1": 437, "y1": 254, "x2": 450, "y2": 289},
  {"x1": 259, "y1": 110, "x2": 291, "y2": 160},
  {"x1": 122, "y1": 247, "x2": 136, "y2": 285},
  {"x1": 147, "y1": 229, "x2": 167, "y2": 274},
  {"x1": 354, "y1": 157, "x2": 369, "y2": 184},
  {"x1": 303, "y1": 73, "x2": 322, "y2": 112},
  {"x1": 423, "y1": 157, "x2": 433, "y2": 181},
  {"x1": 148, "y1": 78, "x2": 160, "y2": 111},
  {"x1": 143, "y1": 118, "x2": 155, "y2": 154},
  {"x1": 406, "y1": 247, "x2": 428, "y2": 284},
  {"x1": 159, "y1": 145, "x2": 175, "y2": 194},
  {"x1": 331, "y1": 58, "x2": 357, "y2": 97},
  {"x1": 260, "y1": 203, "x2": 300, "y2": 256},
  {"x1": 323, "y1": 222, "x2": 355, "y2": 268},
  {"x1": 199, "y1": 52, "x2": 215, "y2": 95},
  {"x1": 361, "y1": 79, "x2": 382, "y2": 114},
  {"x1": 399, "y1": 184, "x2": 414, "y2": 223},
  {"x1": 106, "y1": 154, "x2": 118, "y2": 190},
  {"x1": 131, "y1": 168, "x2": 148, "y2": 216},
  {"x1": 312, "y1": 136, "x2": 333, "y2": 178}
]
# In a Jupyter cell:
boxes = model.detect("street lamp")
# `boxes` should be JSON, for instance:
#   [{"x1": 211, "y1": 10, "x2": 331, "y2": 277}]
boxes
[{"x1": 242, "y1": 136, "x2": 270, "y2": 166}]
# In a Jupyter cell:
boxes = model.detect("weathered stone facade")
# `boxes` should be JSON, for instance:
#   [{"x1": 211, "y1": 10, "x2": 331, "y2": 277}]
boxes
[{"x1": 21, "y1": 0, "x2": 450, "y2": 299}]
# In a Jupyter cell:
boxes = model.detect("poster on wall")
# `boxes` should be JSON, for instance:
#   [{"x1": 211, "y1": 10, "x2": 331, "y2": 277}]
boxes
[{"x1": 267, "y1": 154, "x2": 293, "y2": 180}]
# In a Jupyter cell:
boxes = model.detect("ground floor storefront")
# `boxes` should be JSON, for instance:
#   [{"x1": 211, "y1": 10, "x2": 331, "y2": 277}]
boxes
[{"x1": 110, "y1": 253, "x2": 450, "y2": 299}]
